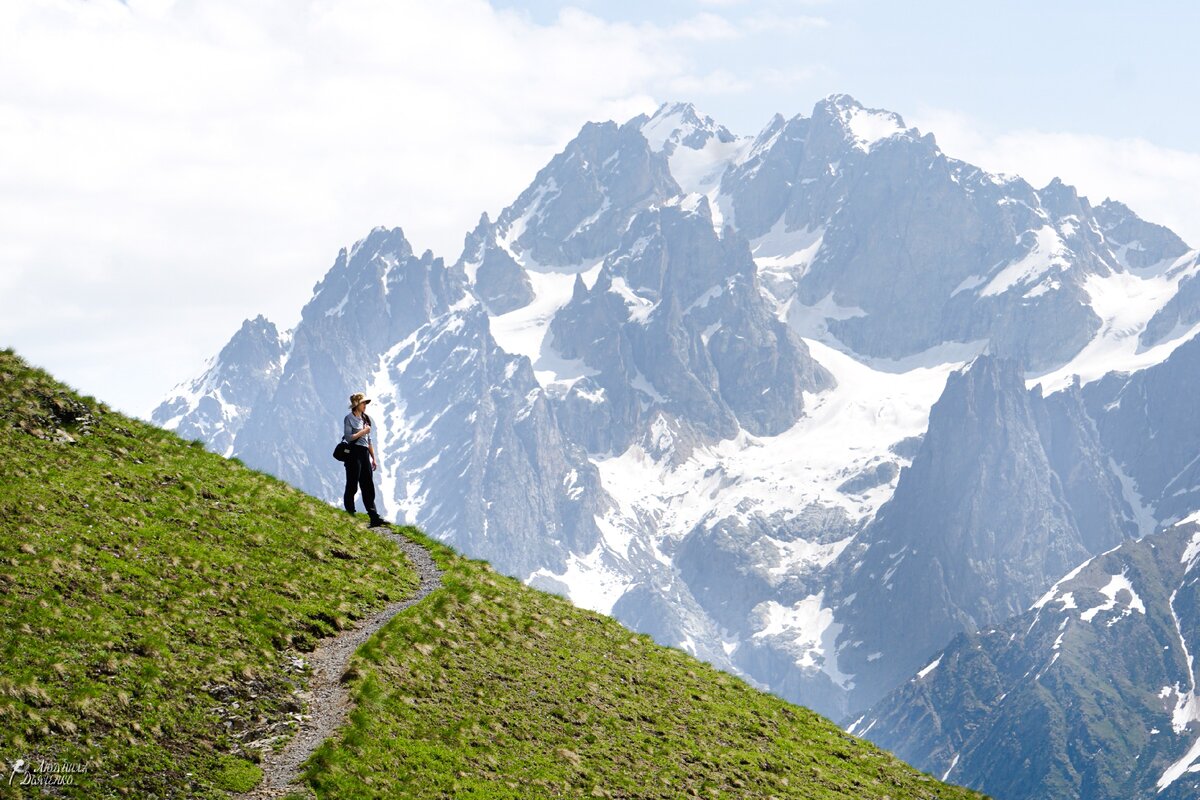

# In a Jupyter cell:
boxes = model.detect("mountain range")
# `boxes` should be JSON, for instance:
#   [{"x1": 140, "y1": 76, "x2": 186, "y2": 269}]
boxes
[{"x1": 156, "y1": 94, "x2": 1200, "y2": 799}]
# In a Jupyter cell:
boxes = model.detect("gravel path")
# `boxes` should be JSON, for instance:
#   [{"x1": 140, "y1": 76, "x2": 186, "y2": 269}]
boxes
[{"x1": 239, "y1": 528, "x2": 442, "y2": 799}]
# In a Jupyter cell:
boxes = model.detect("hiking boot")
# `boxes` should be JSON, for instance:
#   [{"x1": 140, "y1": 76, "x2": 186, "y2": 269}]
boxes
[{"x1": 368, "y1": 516, "x2": 388, "y2": 528}]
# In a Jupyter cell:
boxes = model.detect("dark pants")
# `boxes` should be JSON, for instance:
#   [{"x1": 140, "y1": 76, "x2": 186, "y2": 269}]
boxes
[{"x1": 343, "y1": 445, "x2": 378, "y2": 518}]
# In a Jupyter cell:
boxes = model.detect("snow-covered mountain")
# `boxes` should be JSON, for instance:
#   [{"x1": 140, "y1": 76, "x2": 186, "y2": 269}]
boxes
[{"x1": 156, "y1": 94, "x2": 1200, "y2": 758}]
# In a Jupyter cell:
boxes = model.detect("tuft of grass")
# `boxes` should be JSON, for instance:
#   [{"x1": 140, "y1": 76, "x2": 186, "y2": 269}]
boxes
[
  {"x1": 0, "y1": 350, "x2": 417, "y2": 798},
  {"x1": 211, "y1": 755, "x2": 262, "y2": 793},
  {"x1": 305, "y1": 528, "x2": 988, "y2": 799}
]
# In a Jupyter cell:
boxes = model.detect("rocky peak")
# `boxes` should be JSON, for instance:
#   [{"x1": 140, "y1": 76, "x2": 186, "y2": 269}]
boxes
[
  {"x1": 493, "y1": 117, "x2": 680, "y2": 267},
  {"x1": 1094, "y1": 198, "x2": 1191, "y2": 268},
  {"x1": 457, "y1": 212, "x2": 492, "y2": 265},
  {"x1": 719, "y1": 113, "x2": 815, "y2": 239},
  {"x1": 719, "y1": 97, "x2": 924, "y2": 242},
  {"x1": 349, "y1": 225, "x2": 414, "y2": 264},
  {"x1": 151, "y1": 313, "x2": 288, "y2": 455},
  {"x1": 289, "y1": 226, "x2": 465, "y2": 381},
  {"x1": 637, "y1": 101, "x2": 737, "y2": 155},
  {"x1": 219, "y1": 315, "x2": 285, "y2": 367},
  {"x1": 1037, "y1": 177, "x2": 1090, "y2": 221},
  {"x1": 737, "y1": 112, "x2": 790, "y2": 162},
  {"x1": 809, "y1": 93, "x2": 914, "y2": 154},
  {"x1": 305, "y1": 226, "x2": 414, "y2": 318}
]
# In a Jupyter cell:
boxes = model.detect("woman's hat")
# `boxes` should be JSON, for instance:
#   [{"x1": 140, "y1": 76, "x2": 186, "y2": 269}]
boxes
[{"x1": 349, "y1": 392, "x2": 372, "y2": 409}]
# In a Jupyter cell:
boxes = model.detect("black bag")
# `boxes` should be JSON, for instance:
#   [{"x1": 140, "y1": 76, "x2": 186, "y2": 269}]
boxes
[{"x1": 334, "y1": 412, "x2": 370, "y2": 462}]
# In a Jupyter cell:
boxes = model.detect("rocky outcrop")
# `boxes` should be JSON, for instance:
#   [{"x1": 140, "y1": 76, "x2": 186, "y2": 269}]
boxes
[{"x1": 456, "y1": 214, "x2": 535, "y2": 315}]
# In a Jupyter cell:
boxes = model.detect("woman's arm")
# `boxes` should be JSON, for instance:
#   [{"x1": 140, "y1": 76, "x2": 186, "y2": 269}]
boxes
[
  {"x1": 344, "y1": 415, "x2": 371, "y2": 441},
  {"x1": 365, "y1": 414, "x2": 378, "y2": 468}
]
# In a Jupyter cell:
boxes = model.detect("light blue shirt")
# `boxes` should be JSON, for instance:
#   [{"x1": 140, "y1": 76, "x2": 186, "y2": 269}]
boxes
[{"x1": 343, "y1": 413, "x2": 372, "y2": 448}]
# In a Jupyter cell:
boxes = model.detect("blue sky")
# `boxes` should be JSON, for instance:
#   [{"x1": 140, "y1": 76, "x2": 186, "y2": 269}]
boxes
[
  {"x1": 1, "y1": 0, "x2": 1197, "y2": 417},
  {"x1": 498, "y1": 1, "x2": 1199, "y2": 149}
]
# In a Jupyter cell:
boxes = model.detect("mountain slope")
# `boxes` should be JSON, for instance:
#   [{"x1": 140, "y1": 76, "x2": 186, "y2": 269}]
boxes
[
  {"x1": 1084, "y1": 332, "x2": 1200, "y2": 528},
  {"x1": 837, "y1": 328, "x2": 1200, "y2": 800},
  {"x1": 0, "y1": 349, "x2": 418, "y2": 798},
  {"x1": 0, "y1": 349, "x2": 984, "y2": 799},
  {"x1": 854, "y1": 518, "x2": 1200, "y2": 800}
]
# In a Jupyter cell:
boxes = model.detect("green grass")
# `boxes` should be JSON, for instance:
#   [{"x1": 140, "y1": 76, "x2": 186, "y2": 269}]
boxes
[
  {"x1": 0, "y1": 350, "x2": 417, "y2": 798},
  {"x1": 306, "y1": 529, "x2": 987, "y2": 799}
]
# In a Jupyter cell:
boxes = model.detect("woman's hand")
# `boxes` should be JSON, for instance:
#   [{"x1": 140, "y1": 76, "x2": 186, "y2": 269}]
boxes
[
  {"x1": 361, "y1": 424, "x2": 371, "y2": 435},
  {"x1": 371, "y1": 458, "x2": 378, "y2": 472}
]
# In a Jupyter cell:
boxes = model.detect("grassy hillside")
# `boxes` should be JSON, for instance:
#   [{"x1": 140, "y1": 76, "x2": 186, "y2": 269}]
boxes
[
  {"x1": 303, "y1": 530, "x2": 985, "y2": 799},
  {"x1": 0, "y1": 350, "x2": 417, "y2": 797},
  {"x1": 0, "y1": 349, "x2": 984, "y2": 799}
]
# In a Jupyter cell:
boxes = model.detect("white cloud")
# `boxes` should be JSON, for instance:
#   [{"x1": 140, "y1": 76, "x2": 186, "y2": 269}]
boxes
[
  {"x1": 668, "y1": 69, "x2": 755, "y2": 96},
  {"x1": 0, "y1": 0, "x2": 740, "y2": 417},
  {"x1": 755, "y1": 64, "x2": 828, "y2": 89},
  {"x1": 912, "y1": 107, "x2": 1200, "y2": 248},
  {"x1": 667, "y1": 11, "x2": 741, "y2": 41},
  {"x1": 742, "y1": 13, "x2": 829, "y2": 34}
]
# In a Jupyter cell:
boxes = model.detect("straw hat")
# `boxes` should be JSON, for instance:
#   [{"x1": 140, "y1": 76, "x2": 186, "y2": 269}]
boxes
[{"x1": 349, "y1": 392, "x2": 372, "y2": 410}]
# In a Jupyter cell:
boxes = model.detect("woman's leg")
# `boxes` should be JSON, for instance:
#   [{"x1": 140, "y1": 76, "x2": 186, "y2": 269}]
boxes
[
  {"x1": 343, "y1": 453, "x2": 359, "y2": 513},
  {"x1": 357, "y1": 448, "x2": 378, "y2": 520}
]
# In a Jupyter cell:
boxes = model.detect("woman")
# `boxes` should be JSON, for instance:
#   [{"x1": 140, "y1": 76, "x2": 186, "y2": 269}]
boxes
[{"x1": 343, "y1": 392, "x2": 385, "y2": 527}]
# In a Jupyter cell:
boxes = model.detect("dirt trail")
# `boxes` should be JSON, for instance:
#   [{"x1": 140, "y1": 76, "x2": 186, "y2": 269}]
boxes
[{"x1": 239, "y1": 529, "x2": 442, "y2": 799}]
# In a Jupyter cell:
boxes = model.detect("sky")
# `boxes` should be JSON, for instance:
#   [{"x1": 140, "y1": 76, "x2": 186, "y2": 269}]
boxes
[{"x1": 2, "y1": 0, "x2": 1198, "y2": 418}]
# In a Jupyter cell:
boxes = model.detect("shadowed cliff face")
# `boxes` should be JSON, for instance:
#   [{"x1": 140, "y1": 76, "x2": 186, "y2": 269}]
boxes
[{"x1": 834, "y1": 355, "x2": 1135, "y2": 711}]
